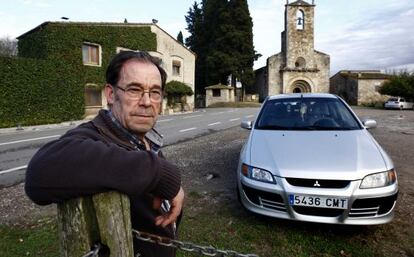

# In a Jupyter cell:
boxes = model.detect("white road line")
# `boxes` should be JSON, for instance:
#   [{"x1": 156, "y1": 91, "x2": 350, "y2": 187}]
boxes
[
  {"x1": 179, "y1": 127, "x2": 197, "y2": 132},
  {"x1": 0, "y1": 165, "x2": 28, "y2": 175},
  {"x1": 209, "y1": 111, "x2": 226, "y2": 115},
  {"x1": 157, "y1": 118, "x2": 173, "y2": 123},
  {"x1": 208, "y1": 122, "x2": 221, "y2": 126},
  {"x1": 182, "y1": 114, "x2": 202, "y2": 119},
  {"x1": 229, "y1": 118, "x2": 240, "y2": 122},
  {"x1": 0, "y1": 135, "x2": 60, "y2": 146},
  {"x1": 246, "y1": 115, "x2": 254, "y2": 118}
]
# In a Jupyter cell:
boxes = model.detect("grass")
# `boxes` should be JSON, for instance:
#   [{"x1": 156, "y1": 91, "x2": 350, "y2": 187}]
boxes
[
  {"x1": 0, "y1": 194, "x2": 411, "y2": 257},
  {"x1": 0, "y1": 220, "x2": 58, "y2": 257}
]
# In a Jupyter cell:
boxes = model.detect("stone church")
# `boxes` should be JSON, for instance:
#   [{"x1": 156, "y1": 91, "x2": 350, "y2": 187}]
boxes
[{"x1": 256, "y1": 0, "x2": 330, "y2": 100}]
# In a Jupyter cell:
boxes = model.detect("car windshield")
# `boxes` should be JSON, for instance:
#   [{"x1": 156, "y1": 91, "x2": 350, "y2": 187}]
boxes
[
  {"x1": 388, "y1": 98, "x2": 398, "y2": 101},
  {"x1": 256, "y1": 97, "x2": 361, "y2": 131}
]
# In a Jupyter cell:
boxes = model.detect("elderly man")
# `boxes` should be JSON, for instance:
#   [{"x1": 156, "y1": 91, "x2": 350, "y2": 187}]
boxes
[{"x1": 25, "y1": 51, "x2": 184, "y2": 257}]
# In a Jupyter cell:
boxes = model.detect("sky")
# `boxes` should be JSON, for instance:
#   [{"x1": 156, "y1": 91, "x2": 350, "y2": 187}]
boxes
[{"x1": 1, "y1": 0, "x2": 414, "y2": 75}]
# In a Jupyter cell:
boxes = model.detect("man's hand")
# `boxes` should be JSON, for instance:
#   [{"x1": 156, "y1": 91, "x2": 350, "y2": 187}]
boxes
[{"x1": 154, "y1": 187, "x2": 184, "y2": 227}]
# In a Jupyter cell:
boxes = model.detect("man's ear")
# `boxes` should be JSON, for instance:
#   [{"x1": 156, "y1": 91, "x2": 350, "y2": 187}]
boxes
[{"x1": 104, "y1": 84, "x2": 115, "y2": 105}]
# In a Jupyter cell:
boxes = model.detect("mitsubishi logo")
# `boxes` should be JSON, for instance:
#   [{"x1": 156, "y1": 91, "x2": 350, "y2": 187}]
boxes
[{"x1": 313, "y1": 180, "x2": 321, "y2": 187}]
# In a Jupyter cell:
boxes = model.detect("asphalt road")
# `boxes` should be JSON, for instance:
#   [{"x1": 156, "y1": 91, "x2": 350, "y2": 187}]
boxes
[{"x1": 0, "y1": 107, "x2": 259, "y2": 188}]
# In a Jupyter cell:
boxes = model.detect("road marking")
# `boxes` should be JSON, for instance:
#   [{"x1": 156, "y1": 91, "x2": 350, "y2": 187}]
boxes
[
  {"x1": 246, "y1": 115, "x2": 254, "y2": 118},
  {"x1": 179, "y1": 127, "x2": 197, "y2": 132},
  {"x1": 208, "y1": 122, "x2": 221, "y2": 126},
  {"x1": 183, "y1": 114, "x2": 202, "y2": 119},
  {"x1": 209, "y1": 111, "x2": 226, "y2": 115},
  {"x1": 157, "y1": 118, "x2": 173, "y2": 123},
  {"x1": 0, "y1": 135, "x2": 60, "y2": 146},
  {"x1": 0, "y1": 165, "x2": 28, "y2": 175},
  {"x1": 229, "y1": 118, "x2": 240, "y2": 122}
]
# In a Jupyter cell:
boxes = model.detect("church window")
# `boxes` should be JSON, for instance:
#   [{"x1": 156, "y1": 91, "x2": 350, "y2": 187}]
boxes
[
  {"x1": 295, "y1": 57, "x2": 306, "y2": 68},
  {"x1": 296, "y1": 10, "x2": 304, "y2": 30}
]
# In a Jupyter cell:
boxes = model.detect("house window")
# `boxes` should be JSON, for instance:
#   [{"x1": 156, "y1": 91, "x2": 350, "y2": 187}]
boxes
[
  {"x1": 82, "y1": 43, "x2": 101, "y2": 66},
  {"x1": 172, "y1": 60, "x2": 181, "y2": 76},
  {"x1": 85, "y1": 87, "x2": 102, "y2": 106},
  {"x1": 212, "y1": 89, "x2": 221, "y2": 97}
]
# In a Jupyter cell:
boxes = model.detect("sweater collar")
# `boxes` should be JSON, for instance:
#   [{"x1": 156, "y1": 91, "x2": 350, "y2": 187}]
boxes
[{"x1": 94, "y1": 109, "x2": 163, "y2": 153}]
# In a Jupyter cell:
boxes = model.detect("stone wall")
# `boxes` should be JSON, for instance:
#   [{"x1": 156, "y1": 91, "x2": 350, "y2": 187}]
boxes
[
  {"x1": 357, "y1": 79, "x2": 389, "y2": 105},
  {"x1": 150, "y1": 25, "x2": 196, "y2": 110},
  {"x1": 267, "y1": 53, "x2": 283, "y2": 95}
]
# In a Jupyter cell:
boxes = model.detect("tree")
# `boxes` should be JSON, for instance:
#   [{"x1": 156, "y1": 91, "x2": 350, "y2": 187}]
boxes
[
  {"x1": 379, "y1": 71, "x2": 414, "y2": 99},
  {"x1": 0, "y1": 36, "x2": 17, "y2": 57},
  {"x1": 185, "y1": 1, "x2": 206, "y2": 95},
  {"x1": 184, "y1": 0, "x2": 258, "y2": 99},
  {"x1": 227, "y1": 0, "x2": 257, "y2": 98},
  {"x1": 177, "y1": 31, "x2": 184, "y2": 44}
]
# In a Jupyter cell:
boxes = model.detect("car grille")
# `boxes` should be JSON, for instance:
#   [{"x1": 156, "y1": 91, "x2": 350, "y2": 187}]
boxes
[
  {"x1": 349, "y1": 193, "x2": 398, "y2": 218},
  {"x1": 293, "y1": 206, "x2": 344, "y2": 217},
  {"x1": 285, "y1": 178, "x2": 350, "y2": 188},
  {"x1": 242, "y1": 185, "x2": 286, "y2": 212}
]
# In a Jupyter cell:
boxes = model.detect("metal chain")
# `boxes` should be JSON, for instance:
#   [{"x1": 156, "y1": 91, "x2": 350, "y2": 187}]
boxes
[
  {"x1": 81, "y1": 243, "x2": 102, "y2": 257},
  {"x1": 132, "y1": 229, "x2": 259, "y2": 257}
]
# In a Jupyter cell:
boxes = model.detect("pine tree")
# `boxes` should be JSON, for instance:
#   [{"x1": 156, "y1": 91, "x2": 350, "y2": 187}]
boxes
[
  {"x1": 227, "y1": 0, "x2": 257, "y2": 97},
  {"x1": 177, "y1": 31, "x2": 184, "y2": 44},
  {"x1": 203, "y1": 0, "x2": 233, "y2": 85},
  {"x1": 185, "y1": 1, "x2": 206, "y2": 95},
  {"x1": 184, "y1": 0, "x2": 258, "y2": 97}
]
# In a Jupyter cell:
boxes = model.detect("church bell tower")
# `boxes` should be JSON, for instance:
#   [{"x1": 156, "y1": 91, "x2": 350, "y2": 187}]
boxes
[{"x1": 282, "y1": 0, "x2": 316, "y2": 71}]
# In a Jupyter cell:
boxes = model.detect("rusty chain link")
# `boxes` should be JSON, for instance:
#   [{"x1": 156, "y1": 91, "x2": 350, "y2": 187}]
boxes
[{"x1": 132, "y1": 229, "x2": 259, "y2": 257}]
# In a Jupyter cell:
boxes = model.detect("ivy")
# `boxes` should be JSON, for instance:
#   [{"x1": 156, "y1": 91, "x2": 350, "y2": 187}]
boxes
[{"x1": 0, "y1": 23, "x2": 156, "y2": 127}]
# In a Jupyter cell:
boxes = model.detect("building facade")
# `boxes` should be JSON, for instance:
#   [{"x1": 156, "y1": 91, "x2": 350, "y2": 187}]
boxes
[
  {"x1": 17, "y1": 22, "x2": 195, "y2": 117},
  {"x1": 260, "y1": 0, "x2": 330, "y2": 100},
  {"x1": 330, "y1": 70, "x2": 391, "y2": 105}
]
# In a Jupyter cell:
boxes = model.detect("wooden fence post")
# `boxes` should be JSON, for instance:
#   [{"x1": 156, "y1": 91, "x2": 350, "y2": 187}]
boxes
[{"x1": 57, "y1": 191, "x2": 134, "y2": 257}]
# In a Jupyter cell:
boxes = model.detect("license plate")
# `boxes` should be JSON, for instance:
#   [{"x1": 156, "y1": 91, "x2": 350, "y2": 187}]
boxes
[{"x1": 289, "y1": 194, "x2": 348, "y2": 209}]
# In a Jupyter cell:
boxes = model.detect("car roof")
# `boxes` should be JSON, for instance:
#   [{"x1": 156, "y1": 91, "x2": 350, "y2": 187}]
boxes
[{"x1": 267, "y1": 93, "x2": 338, "y2": 101}]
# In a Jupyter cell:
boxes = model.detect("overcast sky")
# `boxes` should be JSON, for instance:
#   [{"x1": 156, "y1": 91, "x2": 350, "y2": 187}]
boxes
[{"x1": 1, "y1": 0, "x2": 413, "y2": 75}]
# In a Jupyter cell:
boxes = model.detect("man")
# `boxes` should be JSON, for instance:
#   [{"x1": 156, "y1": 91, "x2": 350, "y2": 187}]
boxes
[{"x1": 25, "y1": 51, "x2": 184, "y2": 257}]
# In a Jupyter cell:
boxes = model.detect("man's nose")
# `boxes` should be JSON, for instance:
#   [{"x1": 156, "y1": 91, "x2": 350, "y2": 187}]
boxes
[{"x1": 139, "y1": 92, "x2": 152, "y2": 106}]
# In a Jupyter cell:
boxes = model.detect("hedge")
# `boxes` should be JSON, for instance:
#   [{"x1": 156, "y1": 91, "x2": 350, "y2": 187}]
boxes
[{"x1": 0, "y1": 23, "x2": 156, "y2": 128}]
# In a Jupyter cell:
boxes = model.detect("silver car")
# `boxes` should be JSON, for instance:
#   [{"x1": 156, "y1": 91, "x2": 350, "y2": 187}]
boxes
[{"x1": 237, "y1": 93, "x2": 398, "y2": 225}]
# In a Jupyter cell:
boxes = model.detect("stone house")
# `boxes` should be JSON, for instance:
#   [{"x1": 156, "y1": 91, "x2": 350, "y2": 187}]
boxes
[
  {"x1": 205, "y1": 84, "x2": 235, "y2": 107},
  {"x1": 17, "y1": 21, "x2": 195, "y2": 117},
  {"x1": 330, "y1": 70, "x2": 391, "y2": 105},
  {"x1": 256, "y1": 0, "x2": 330, "y2": 100}
]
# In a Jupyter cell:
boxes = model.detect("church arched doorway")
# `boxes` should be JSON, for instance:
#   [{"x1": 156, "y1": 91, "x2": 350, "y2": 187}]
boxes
[{"x1": 290, "y1": 80, "x2": 311, "y2": 93}]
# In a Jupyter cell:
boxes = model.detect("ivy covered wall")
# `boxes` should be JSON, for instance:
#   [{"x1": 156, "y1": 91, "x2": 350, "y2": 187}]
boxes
[{"x1": 0, "y1": 22, "x2": 156, "y2": 127}]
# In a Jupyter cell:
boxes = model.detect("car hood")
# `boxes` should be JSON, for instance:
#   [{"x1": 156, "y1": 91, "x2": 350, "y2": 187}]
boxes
[{"x1": 249, "y1": 129, "x2": 387, "y2": 180}]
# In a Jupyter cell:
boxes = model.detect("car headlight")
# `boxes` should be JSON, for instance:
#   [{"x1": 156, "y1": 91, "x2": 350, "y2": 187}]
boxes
[
  {"x1": 241, "y1": 164, "x2": 276, "y2": 184},
  {"x1": 360, "y1": 169, "x2": 397, "y2": 189}
]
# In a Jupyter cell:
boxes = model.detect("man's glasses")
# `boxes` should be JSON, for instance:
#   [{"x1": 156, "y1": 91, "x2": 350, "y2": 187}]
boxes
[{"x1": 113, "y1": 85, "x2": 163, "y2": 102}]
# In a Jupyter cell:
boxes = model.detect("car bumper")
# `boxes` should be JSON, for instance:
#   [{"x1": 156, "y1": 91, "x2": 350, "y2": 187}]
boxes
[
  {"x1": 384, "y1": 103, "x2": 401, "y2": 109},
  {"x1": 238, "y1": 174, "x2": 398, "y2": 225}
]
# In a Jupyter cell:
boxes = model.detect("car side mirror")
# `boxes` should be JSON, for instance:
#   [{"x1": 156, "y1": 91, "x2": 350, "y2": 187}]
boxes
[
  {"x1": 362, "y1": 119, "x2": 377, "y2": 129},
  {"x1": 241, "y1": 120, "x2": 252, "y2": 130}
]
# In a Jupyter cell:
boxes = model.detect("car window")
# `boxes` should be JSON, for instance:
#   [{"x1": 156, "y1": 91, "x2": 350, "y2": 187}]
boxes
[
  {"x1": 388, "y1": 98, "x2": 398, "y2": 101},
  {"x1": 256, "y1": 97, "x2": 361, "y2": 131},
  {"x1": 400, "y1": 98, "x2": 405, "y2": 102}
]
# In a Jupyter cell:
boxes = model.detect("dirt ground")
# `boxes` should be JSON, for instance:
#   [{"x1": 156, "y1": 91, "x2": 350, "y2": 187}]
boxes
[{"x1": 0, "y1": 107, "x2": 413, "y2": 255}]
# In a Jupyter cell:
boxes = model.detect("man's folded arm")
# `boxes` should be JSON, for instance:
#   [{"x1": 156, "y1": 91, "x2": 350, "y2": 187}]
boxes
[{"x1": 25, "y1": 135, "x2": 181, "y2": 205}]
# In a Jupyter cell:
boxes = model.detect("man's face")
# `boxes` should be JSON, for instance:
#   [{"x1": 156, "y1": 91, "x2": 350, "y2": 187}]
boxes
[{"x1": 105, "y1": 60, "x2": 162, "y2": 138}]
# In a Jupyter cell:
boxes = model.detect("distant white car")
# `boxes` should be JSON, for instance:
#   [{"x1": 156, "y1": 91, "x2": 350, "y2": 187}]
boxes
[{"x1": 384, "y1": 97, "x2": 414, "y2": 110}]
